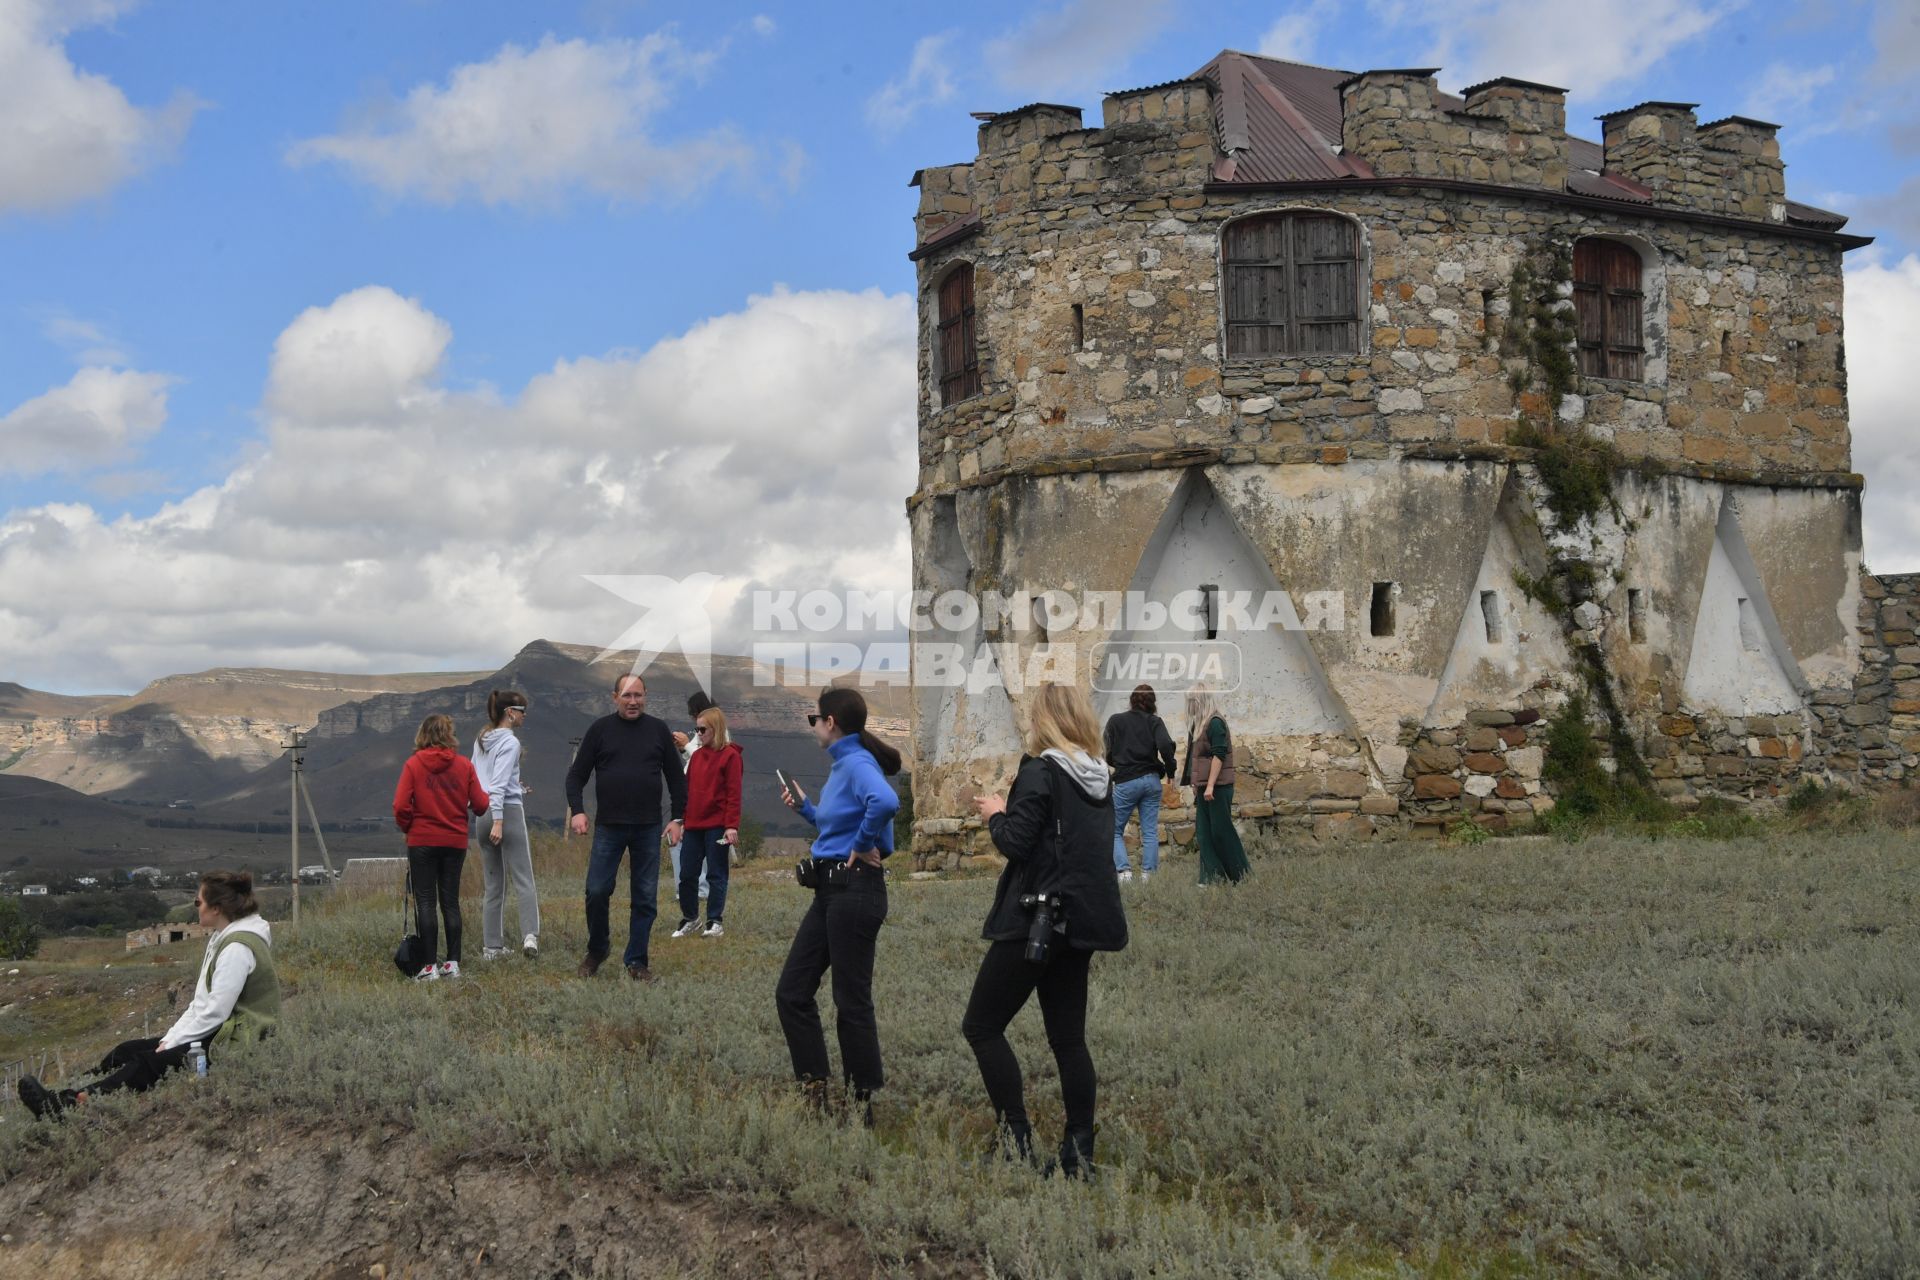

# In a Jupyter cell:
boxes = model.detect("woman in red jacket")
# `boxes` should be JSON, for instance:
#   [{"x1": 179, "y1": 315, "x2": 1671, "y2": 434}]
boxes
[
  {"x1": 393, "y1": 714, "x2": 491, "y2": 979},
  {"x1": 672, "y1": 706, "x2": 742, "y2": 939}
]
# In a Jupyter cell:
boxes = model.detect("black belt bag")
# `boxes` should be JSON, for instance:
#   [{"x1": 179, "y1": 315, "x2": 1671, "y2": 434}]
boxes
[{"x1": 795, "y1": 857, "x2": 871, "y2": 889}]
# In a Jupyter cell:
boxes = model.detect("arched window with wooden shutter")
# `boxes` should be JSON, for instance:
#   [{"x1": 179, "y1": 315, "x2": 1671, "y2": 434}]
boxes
[
  {"x1": 1223, "y1": 213, "x2": 1361, "y2": 356},
  {"x1": 936, "y1": 264, "x2": 981, "y2": 406},
  {"x1": 1572, "y1": 239, "x2": 1645, "y2": 380}
]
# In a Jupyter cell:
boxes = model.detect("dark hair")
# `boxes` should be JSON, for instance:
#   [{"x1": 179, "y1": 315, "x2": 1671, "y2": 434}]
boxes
[
  {"x1": 486, "y1": 689, "x2": 528, "y2": 730},
  {"x1": 199, "y1": 869, "x2": 259, "y2": 920},
  {"x1": 1130, "y1": 684, "x2": 1157, "y2": 714},
  {"x1": 817, "y1": 687, "x2": 901, "y2": 776},
  {"x1": 614, "y1": 672, "x2": 646, "y2": 694},
  {"x1": 687, "y1": 691, "x2": 715, "y2": 717}
]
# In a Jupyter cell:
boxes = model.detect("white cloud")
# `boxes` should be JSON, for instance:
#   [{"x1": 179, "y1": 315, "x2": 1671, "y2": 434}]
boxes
[
  {"x1": 0, "y1": 0, "x2": 200, "y2": 213},
  {"x1": 43, "y1": 315, "x2": 131, "y2": 368},
  {"x1": 866, "y1": 32, "x2": 959, "y2": 137},
  {"x1": 1388, "y1": 0, "x2": 1737, "y2": 102},
  {"x1": 0, "y1": 286, "x2": 916, "y2": 690},
  {"x1": 1257, "y1": 3, "x2": 1336, "y2": 65},
  {"x1": 286, "y1": 33, "x2": 765, "y2": 208},
  {"x1": 1844, "y1": 251, "x2": 1920, "y2": 573},
  {"x1": 751, "y1": 14, "x2": 777, "y2": 38},
  {"x1": 0, "y1": 367, "x2": 175, "y2": 477},
  {"x1": 1743, "y1": 61, "x2": 1836, "y2": 123},
  {"x1": 984, "y1": 0, "x2": 1172, "y2": 101}
]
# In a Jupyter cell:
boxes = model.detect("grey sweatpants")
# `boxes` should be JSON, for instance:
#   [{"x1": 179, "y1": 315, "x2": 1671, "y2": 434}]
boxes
[{"x1": 480, "y1": 803, "x2": 540, "y2": 949}]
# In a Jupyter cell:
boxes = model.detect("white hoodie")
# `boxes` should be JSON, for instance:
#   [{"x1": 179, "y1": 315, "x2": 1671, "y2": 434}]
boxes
[
  {"x1": 1042, "y1": 747, "x2": 1111, "y2": 800},
  {"x1": 160, "y1": 913, "x2": 272, "y2": 1051},
  {"x1": 472, "y1": 728, "x2": 525, "y2": 821}
]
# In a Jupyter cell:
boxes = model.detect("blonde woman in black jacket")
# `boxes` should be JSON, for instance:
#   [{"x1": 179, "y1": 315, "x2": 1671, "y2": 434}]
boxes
[{"x1": 968, "y1": 682, "x2": 1128, "y2": 1177}]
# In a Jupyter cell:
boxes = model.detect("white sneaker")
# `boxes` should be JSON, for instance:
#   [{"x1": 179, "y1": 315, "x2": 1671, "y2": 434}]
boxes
[
  {"x1": 522, "y1": 933, "x2": 539, "y2": 958},
  {"x1": 1140, "y1": 871, "x2": 1152, "y2": 885},
  {"x1": 671, "y1": 919, "x2": 702, "y2": 938},
  {"x1": 1118, "y1": 869, "x2": 1134, "y2": 883},
  {"x1": 414, "y1": 964, "x2": 438, "y2": 982},
  {"x1": 440, "y1": 960, "x2": 461, "y2": 979},
  {"x1": 701, "y1": 921, "x2": 724, "y2": 938},
  {"x1": 481, "y1": 947, "x2": 508, "y2": 961}
]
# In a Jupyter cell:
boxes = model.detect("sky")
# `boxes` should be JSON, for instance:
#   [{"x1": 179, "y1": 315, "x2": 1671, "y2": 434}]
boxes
[{"x1": 1, "y1": 0, "x2": 1916, "y2": 693}]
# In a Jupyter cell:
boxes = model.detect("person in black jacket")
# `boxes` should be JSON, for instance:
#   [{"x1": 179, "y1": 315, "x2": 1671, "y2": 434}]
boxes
[
  {"x1": 968, "y1": 682, "x2": 1127, "y2": 1178},
  {"x1": 565, "y1": 673, "x2": 688, "y2": 982},
  {"x1": 1103, "y1": 683, "x2": 1176, "y2": 884}
]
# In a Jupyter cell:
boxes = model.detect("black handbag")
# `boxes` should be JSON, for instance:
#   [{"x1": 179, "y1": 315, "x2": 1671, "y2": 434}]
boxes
[{"x1": 393, "y1": 871, "x2": 425, "y2": 977}]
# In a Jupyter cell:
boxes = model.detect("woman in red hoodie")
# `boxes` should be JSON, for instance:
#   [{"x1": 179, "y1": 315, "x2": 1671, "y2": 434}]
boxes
[
  {"x1": 672, "y1": 705, "x2": 742, "y2": 939},
  {"x1": 393, "y1": 714, "x2": 490, "y2": 980}
]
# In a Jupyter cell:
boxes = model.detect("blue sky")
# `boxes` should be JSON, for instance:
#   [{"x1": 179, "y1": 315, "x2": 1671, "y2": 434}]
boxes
[{"x1": 1, "y1": 0, "x2": 1916, "y2": 691}]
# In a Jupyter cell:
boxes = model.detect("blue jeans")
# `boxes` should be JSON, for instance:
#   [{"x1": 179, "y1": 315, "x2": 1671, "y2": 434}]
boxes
[
  {"x1": 584, "y1": 821, "x2": 664, "y2": 968},
  {"x1": 677, "y1": 826, "x2": 731, "y2": 924},
  {"x1": 1112, "y1": 774, "x2": 1162, "y2": 872}
]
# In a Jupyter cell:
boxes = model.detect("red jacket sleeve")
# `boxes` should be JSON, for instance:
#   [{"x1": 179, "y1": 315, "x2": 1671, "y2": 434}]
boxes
[
  {"x1": 721, "y1": 748, "x2": 742, "y2": 830},
  {"x1": 465, "y1": 759, "x2": 491, "y2": 817},
  {"x1": 393, "y1": 758, "x2": 416, "y2": 832}
]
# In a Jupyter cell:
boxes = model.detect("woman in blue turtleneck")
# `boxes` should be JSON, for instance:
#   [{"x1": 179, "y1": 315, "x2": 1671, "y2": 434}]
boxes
[{"x1": 775, "y1": 686, "x2": 902, "y2": 1123}]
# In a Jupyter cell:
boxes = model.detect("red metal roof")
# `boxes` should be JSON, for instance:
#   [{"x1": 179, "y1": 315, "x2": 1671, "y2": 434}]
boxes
[{"x1": 1193, "y1": 53, "x2": 1849, "y2": 232}]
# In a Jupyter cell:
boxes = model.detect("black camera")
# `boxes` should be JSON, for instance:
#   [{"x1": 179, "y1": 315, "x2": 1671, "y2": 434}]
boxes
[{"x1": 1019, "y1": 892, "x2": 1063, "y2": 964}]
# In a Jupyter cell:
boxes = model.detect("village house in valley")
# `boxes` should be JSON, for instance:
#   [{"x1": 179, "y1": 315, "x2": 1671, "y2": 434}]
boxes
[{"x1": 905, "y1": 51, "x2": 1913, "y2": 860}]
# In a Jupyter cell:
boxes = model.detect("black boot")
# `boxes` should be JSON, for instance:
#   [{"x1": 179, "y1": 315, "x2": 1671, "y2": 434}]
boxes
[
  {"x1": 850, "y1": 1087, "x2": 875, "y2": 1130},
  {"x1": 17, "y1": 1076, "x2": 75, "y2": 1121},
  {"x1": 799, "y1": 1078, "x2": 833, "y2": 1115},
  {"x1": 1050, "y1": 1126, "x2": 1096, "y2": 1181},
  {"x1": 979, "y1": 1118, "x2": 1037, "y2": 1167}
]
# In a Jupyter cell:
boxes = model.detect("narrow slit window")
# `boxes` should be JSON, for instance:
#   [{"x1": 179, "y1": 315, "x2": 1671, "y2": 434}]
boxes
[
  {"x1": 1627, "y1": 588, "x2": 1646, "y2": 643},
  {"x1": 1480, "y1": 590, "x2": 1504, "y2": 643},
  {"x1": 1071, "y1": 303, "x2": 1085, "y2": 352},
  {"x1": 1737, "y1": 596, "x2": 1762, "y2": 651},
  {"x1": 1200, "y1": 584, "x2": 1220, "y2": 641},
  {"x1": 1369, "y1": 582, "x2": 1396, "y2": 637}
]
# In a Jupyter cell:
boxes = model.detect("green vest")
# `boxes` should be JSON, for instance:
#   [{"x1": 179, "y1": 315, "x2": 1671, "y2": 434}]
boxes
[{"x1": 208, "y1": 929, "x2": 281, "y2": 1049}]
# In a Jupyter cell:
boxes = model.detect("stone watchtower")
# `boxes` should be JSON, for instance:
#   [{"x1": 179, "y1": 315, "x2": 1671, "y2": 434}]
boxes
[{"x1": 904, "y1": 52, "x2": 1882, "y2": 863}]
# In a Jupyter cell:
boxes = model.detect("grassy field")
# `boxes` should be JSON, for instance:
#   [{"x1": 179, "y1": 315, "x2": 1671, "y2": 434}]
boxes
[{"x1": 2, "y1": 826, "x2": 1916, "y2": 1278}]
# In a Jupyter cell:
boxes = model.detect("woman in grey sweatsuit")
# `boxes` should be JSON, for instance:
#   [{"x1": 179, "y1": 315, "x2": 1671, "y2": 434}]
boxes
[{"x1": 473, "y1": 690, "x2": 540, "y2": 958}]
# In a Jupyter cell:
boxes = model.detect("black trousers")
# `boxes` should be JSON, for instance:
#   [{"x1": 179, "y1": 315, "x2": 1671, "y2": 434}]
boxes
[
  {"x1": 88, "y1": 1037, "x2": 191, "y2": 1096},
  {"x1": 407, "y1": 845, "x2": 466, "y2": 964},
  {"x1": 961, "y1": 940, "x2": 1096, "y2": 1135},
  {"x1": 774, "y1": 865, "x2": 888, "y2": 1092}
]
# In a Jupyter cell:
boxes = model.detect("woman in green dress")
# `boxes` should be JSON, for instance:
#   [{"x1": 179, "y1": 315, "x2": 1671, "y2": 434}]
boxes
[{"x1": 1182, "y1": 689, "x2": 1250, "y2": 884}]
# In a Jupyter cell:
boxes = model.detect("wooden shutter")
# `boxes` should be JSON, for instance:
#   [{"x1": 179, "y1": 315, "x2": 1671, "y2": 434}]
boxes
[
  {"x1": 1224, "y1": 214, "x2": 1359, "y2": 356},
  {"x1": 937, "y1": 266, "x2": 981, "y2": 406},
  {"x1": 1291, "y1": 215, "x2": 1360, "y2": 354},
  {"x1": 1573, "y1": 240, "x2": 1644, "y2": 381}
]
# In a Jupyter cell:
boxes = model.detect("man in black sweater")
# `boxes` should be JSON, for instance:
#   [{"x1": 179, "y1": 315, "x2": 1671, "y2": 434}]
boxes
[{"x1": 566, "y1": 673, "x2": 687, "y2": 981}]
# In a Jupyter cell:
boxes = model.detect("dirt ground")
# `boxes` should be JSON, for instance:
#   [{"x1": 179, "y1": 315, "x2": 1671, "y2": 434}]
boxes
[{"x1": 0, "y1": 1114, "x2": 973, "y2": 1279}]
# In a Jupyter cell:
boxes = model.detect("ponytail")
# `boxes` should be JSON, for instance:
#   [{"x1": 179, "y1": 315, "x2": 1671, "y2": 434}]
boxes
[
  {"x1": 818, "y1": 686, "x2": 902, "y2": 777},
  {"x1": 480, "y1": 689, "x2": 528, "y2": 745}
]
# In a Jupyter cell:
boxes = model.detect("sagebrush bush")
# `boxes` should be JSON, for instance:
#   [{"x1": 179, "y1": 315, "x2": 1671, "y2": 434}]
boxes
[{"x1": 5, "y1": 829, "x2": 1915, "y2": 1278}]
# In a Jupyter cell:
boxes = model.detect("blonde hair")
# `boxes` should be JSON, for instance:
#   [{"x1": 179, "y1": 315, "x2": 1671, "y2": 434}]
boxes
[
  {"x1": 1025, "y1": 683, "x2": 1104, "y2": 758},
  {"x1": 696, "y1": 706, "x2": 730, "y2": 750},
  {"x1": 1187, "y1": 687, "x2": 1225, "y2": 742},
  {"x1": 414, "y1": 713, "x2": 458, "y2": 751}
]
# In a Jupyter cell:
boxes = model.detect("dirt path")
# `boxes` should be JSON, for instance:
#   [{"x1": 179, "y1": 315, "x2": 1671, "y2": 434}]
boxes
[{"x1": 0, "y1": 1115, "x2": 972, "y2": 1279}]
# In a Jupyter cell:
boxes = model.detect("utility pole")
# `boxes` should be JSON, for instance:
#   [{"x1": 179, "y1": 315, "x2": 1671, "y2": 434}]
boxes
[
  {"x1": 284, "y1": 730, "x2": 335, "y2": 932},
  {"x1": 565, "y1": 735, "x2": 583, "y2": 839}
]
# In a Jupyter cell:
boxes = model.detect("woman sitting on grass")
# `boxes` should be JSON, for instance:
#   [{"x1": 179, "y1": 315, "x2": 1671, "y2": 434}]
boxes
[{"x1": 17, "y1": 869, "x2": 281, "y2": 1120}]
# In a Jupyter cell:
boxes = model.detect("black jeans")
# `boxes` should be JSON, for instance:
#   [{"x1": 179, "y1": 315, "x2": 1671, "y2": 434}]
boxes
[
  {"x1": 961, "y1": 940, "x2": 1096, "y2": 1135},
  {"x1": 88, "y1": 1037, "x2": 191, "y2": 1096},
  {"x1": 407, "y1": 845, "x2": 466, "y2": 965},
  {"x1": 775, "y1": 864, "x2": 888, "y2": 1092}
]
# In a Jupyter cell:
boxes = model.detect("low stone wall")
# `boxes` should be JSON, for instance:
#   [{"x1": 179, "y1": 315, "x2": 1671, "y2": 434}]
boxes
[{"x1": 1835, "y1": 572, "x2": 1920, "y2": 785}]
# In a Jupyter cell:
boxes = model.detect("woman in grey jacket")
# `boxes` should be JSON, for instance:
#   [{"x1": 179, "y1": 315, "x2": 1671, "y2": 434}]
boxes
[{"x1": 473, "y1": 689, "x2": 540, "y2": 958}]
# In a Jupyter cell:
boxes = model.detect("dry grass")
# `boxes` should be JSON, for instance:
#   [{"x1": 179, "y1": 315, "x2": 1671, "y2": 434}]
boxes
[{"x1": 4, "y1": 825, "x2": 1916, "y2": 1278}]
